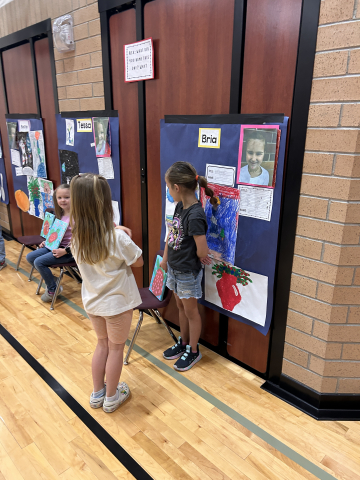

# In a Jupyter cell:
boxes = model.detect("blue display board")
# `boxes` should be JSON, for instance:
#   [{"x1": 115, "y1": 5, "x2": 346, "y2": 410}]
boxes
[
  {"x1": 55, "y1": 114, "x2": 122, "y2": 224},
  {"x1": 0, "y1": 133, "x2": 9, "y2": 204},
  {"x1": 160, "y1": 116, "x2": 288, "y2": 335}
]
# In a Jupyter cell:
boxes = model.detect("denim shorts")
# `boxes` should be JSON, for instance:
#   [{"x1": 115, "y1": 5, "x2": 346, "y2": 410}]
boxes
[{"x1": 166, "y1": 264, "x2": 203, "y2": 299}]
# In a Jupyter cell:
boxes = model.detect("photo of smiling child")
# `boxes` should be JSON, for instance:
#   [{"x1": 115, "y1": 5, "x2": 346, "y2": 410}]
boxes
[
  {"x1": 238, "y1": 127, "x2": 279, "y2": 188},
  {"x1": 93, "y1": 117, "x2": 111, "y2": 157}
]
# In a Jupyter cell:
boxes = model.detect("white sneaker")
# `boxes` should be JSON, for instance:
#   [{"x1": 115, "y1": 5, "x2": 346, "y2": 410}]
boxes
[
  {"x1": 103, "y1": 382, "x2": 130, "y2": 413},
  {"x1": 41, "y1": 286, "x2": 63, "y2": 302},
  {"x1": 90, "y1": 388, "x2": 106, "y2": 409}
]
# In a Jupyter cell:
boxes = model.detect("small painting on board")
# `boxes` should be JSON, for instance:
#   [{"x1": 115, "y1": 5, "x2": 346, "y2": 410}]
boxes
[
  {"x1": 204, "y1": 260, "x2": 268, "y2": 327},
  {"x1": 7, "y1": 122, "x2": 18, "y2": 150},
  {"x1": 200, "y1": 184, "x2": 240, "y2": 265},
  {"x1": 29, "y1": 130, "x2": 47, "y2": 178},
  {"x1": 45, "y1": 218, "x2": 68, "y2": 250},
  {"x1": 93, "y1": 117, "x2": 111, "y2": 157},
  {"x1": 59, "y1": 149, "x2": 80, "y2": 184},
  {"x1": 17, "y1": 132, "x2": 34, "y2": 175},
  {"x1": 237, "y1": 125, "x2": 280, "y2": 188},
  {"x1": 149, "y1": 255, "x2": 167, "y2": 301}
]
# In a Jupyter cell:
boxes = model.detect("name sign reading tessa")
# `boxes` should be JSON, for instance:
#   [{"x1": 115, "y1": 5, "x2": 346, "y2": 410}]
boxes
[
  {"x1": 198, "y1": 128, "x2": 221, "y2": 148},
  {"x1": 77, "y1": 119, "x2": 92, "y2": 132}
]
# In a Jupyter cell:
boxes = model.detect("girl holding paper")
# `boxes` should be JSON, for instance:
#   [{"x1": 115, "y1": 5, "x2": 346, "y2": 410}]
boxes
[{"x1": 26, "y1": 184, "x2": 74, "y2": 302}]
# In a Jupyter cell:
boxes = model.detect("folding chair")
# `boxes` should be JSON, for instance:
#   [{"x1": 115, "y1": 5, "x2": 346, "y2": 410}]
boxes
[
  {"x1": 36, "y1": 261, "x2": 81, "y2": 311},
  {"x1": 124, "y1": 250, "x2": 177, "y2": 365}
]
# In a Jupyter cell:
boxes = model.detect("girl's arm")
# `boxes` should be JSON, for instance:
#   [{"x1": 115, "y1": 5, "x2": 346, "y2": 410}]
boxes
[
  {"x1": 115, "y1": 225, "x2": 132, "y2": 238},
  {"x1": 159, "y1": 235, "x2": 169, "y2": 272},
  {"x1": 132, "y1": 255, "x2": 144, "y2": 268},
  {"x1": 194, "y1": 235, "x2": 212, "y2": 265}
]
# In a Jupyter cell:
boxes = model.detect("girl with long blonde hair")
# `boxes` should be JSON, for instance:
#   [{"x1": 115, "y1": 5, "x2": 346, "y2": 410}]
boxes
[{"x1": 70, "y1": 174, "x2": 143, "y2": 413}]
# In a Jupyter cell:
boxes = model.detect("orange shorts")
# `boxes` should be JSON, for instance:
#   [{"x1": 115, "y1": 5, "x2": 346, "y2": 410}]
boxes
[{"x1": 87, "y1": 310, "x2": 133, "y2": 344}]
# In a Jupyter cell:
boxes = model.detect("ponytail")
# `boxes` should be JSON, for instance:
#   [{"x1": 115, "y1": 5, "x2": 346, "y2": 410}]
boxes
[
  {"x1": 197, "y1": 175, "x2": 217, "y2": 206},
  {"x1": 166, "y1": 161, "x2": 217, "y2": 205}
]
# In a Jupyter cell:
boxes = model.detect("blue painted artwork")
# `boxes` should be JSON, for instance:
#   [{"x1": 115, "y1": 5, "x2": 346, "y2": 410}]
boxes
[{"x1": 201, "y1": 184, "x2": 240, "y2": 265}]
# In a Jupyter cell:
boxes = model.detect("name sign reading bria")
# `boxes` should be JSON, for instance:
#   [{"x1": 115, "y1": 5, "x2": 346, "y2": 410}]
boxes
[
  {"x1": 124, "y1": 38, "x2": 154, "y2": 83},
  {"x1": 77, "y1": 119, "x2": 92, "y2": 132},
  {"x1": 198, "y1": 128, "x2": 221, "y2": 148}
]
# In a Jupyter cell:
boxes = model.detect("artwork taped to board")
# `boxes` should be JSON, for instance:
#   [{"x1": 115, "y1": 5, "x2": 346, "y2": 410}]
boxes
[
  {"x1": 29, "y1": 130, "x2": 47, "y2": 178},
  {"x1": 204, "y1": 260, "x2": 268, "y2": 327},
  {"x1": 238, "y1": 185, "x2": 273, "y2": 221},
  {"x1": 237, "y1": 124, "x2": 280, "y2": 188},
  {"x1": 17, "y1": 132, "x2": 34, "y2": 175},
  {"x1": 40, "y1": 212, "x2": 55, "y2": 238},
  {"x1": 45, "y1": 218, "x2": 68, "y2": 250},
  {"x1": 7, "y1": 122, "x2": 18, "y2": 150},
  {"x1": 66, "y1": 119, "x2": 74, "y2": 146},
  {"x1": 59, "y1": 149, "x2": 79, "y2": 184},
  {"x1": 200, "y1": 183, "x2": 240, "y2": 265},
  {"x1": 27, "y1": 176, "x2": 54, "y2": 219},
  {"x1": 149, "y1": 255, "x2": 167, "y2": 301},
  {"x1": 93, "y1": 117, "x2": 111, "y2": 157}
]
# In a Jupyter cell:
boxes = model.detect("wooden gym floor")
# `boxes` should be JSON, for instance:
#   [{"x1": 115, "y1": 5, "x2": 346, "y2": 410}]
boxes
[{"x1": 0, "y1": 238, "x2": 359, "y2": 480}]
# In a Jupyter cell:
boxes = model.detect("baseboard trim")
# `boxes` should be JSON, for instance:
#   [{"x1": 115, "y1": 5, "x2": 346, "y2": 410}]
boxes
[{"x1": 262, "y1": 375, "x2": 360, "y2": 421}]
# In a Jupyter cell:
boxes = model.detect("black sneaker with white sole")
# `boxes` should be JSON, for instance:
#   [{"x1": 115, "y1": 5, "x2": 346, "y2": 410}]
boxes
[
  {"x1": 173, "y1": 344, "x2": 202, "y2": 371},
  {"x1": 163, "y1": 337, "x2": 186, "y2": 360}
]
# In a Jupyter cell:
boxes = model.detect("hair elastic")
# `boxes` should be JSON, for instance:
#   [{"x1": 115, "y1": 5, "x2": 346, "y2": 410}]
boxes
[{"x1": 195, "y1": 175, "x2": 199, "y2": 181}]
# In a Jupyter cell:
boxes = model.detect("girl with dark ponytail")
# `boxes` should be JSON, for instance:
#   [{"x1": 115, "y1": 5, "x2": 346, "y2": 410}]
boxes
[{"x1": 160, "y1": 161, "x2": 213, "y2": 371}]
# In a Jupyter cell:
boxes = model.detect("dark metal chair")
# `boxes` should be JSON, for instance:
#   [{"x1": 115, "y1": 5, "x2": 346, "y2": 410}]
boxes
[
  {"x1": 124, "y1": 249, "x2": 177, "y2": 365},
  {"x1": 16, "y1": 207, "x2": 55, "y2": 281},
  {"x1": 35, "y1": 261, "x2": 81, "y2": 311}
]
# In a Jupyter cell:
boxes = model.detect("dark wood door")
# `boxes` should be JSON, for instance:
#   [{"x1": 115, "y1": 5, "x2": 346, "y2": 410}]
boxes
[
  {"x1": 1, "y1": 39, "x2": 59, "y2": 237},
  {"x1": 109, "y1": 9, "x2": 143, "y2": 288},
  {"x1": 144, "y1": 0, "x2": 235, "y2": 345},
  {"x1": 228, "y1": 0, "x2": 303, "y2": 372}
]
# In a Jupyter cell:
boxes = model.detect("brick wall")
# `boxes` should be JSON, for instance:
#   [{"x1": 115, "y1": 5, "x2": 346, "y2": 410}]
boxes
[
  {"x1": 0, "y1": 0, "x2": 104, "y2": 229},
  {"x1": 282, "y1": 0, "x2": 360, "y2": 394}
]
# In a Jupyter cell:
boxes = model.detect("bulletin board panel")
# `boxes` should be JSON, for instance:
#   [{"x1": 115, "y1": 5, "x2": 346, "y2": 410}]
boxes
[
  {"x1": 160, "y1": 114, "x2": 288, "y2": 336},
  {"x1": 56, "y1": 112, "x2": 122, "y2": 224},
  {"x1": 0, "y1": 133, "x2": 9, "y2": 204}
]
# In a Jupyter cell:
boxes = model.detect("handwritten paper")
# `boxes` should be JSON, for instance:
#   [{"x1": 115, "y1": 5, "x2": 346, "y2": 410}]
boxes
[
  {"x1": 238, "y1": 185, "x2": 273, "y2": 222},
  {"x1": 97, "y1": 157, "x2": 114, "y2": 179},
  {"x1": 15, "y1": 167, "x2": 23, "y2": 176},
  {"x1": 124, "y1": 38, "x2": 154, "y2": 82},
  {"x1": 18, "y1": 120, "x2": 30, "y2": 132},
  {"x1": 11, "y1": 149, "x2": 21, "y2": 167},
  {"x1": 206, "y1": 164, "x2": 236, "y2": 187}
]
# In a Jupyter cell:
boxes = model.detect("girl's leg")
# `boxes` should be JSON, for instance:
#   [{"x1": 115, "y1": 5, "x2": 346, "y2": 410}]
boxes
[
  {"x1": 105, "y1": 310, "x2": 133, "y2": 398},
  {"x1": 174, "y1": 293, "x2": 190, "y2": 345},
  {"x1": 92, "y1": 338, "x2": 109, "y2": 392},
  {"x1": 26, "y1": 246, "x2": 50, "y2": 267},
  {"x1": 180, "y1": 297, "x2": 202, "y2": 352},
  {"x1": 33, "y1": 251, "x2": 73, "y2": 292}
]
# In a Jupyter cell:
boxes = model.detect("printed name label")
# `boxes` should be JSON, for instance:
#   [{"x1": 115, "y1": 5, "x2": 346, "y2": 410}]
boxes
[
  {"x1": 77, "y1": 119, "x2": 92, "y2": 132},
  {"x1": 18, "y1": 120, "x2": 30, "y2": 132},
  {"x1": 198, "y1": 128, "x2": 221, "y2": 148}
]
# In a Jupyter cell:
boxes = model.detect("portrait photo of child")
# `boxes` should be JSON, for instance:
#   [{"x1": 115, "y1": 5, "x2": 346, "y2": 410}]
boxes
[{"x1": 93, "y1": 117, "x2": 111, "y2": 157}]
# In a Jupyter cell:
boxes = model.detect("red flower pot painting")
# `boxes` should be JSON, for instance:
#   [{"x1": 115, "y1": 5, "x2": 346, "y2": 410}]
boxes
[
  {"x1": 43, "y1": 220, "x2": 50, "y2": 236},
  {"x1": 212, "y1": 262, "x2": 251, "y2": 311}
]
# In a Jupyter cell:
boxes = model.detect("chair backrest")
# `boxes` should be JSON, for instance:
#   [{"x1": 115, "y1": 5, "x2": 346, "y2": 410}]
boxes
[{"x1": 45, "y1": 207, "x2": 55, "y2": 215}]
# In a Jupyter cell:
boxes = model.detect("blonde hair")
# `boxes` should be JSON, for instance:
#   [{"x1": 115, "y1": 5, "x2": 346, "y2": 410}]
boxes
[
  {"x1": 166, "y1": 161, "x2": 217, "y2": 206},
  {"x1": 53, "y1": 184, "x2": 70, "y2": 219},
  {"x1": 70, "y1": 174, "x2": 115, "y2": 265}
]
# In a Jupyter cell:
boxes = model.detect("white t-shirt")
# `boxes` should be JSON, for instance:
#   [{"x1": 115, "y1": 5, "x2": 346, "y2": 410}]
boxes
[
  {"x1": 74, "y1": 229, "x2": 142, "y2": 316},
  {"x1": 239, "y1": 165, "x2": 270, "y2": 186}
]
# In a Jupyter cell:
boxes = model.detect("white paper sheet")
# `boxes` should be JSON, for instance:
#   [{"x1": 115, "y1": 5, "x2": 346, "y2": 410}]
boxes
[
  {"x1": 18, "y1": 120, "x2": 30, "y2": 132},
  {"x1": 112, "y1": 200, "x2": 120, "y2": 225},
  {"x1": 98, "y1": 157, "x2": 114, "y2": 179},
  {"x1": 15, "y1": 167, "x2": 23, "y2": 176},
  {"x1": 238, "y1": 185, "x2": 273, "y2": 221},
  {"x1": 204, "y1": 261, "x2": 268, "y2": 326},
  {"x1": 206, "y1": 164, "x2": 236, "y2": 187},
  {"x1": 29, "y1": 131, "x2": 46, "y2": 178},
  {"x1": 66, "y1": 119, "x2": 74, "y2": 146},
  {"x1": 11, "y1": 149, "x2": 21, "y2": 167}
]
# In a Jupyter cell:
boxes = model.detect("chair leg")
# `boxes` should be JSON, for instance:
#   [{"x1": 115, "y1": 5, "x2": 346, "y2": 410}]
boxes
[
  {"x1": 16, "y1": 244, "x2": 25, "y2": 271},
  {"x1": 64, "y1": 266, "x2": 79, "y2": 283},
  {"x1": 149, "y1": 309, "x2": 161, "y2": 324},
  {"x1": 28, "y1": 265, "x2": 35, "y2": 282},
  {"x1": 153, "y1": 309, "x2": 178, "y2": 343},
  {"x1": 50, "y1": 268, "x2": 64, "y2": 311},
  {"x1": 36, "y1": 277, "x2": 43, "y2": 295},
  {"x1": 124, "y1": 311, "x2": 144, "y2": 366}
]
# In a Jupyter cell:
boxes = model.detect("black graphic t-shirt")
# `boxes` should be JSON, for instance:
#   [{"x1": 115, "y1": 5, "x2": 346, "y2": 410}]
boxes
[{"x1": 168, "y1": 201, "x2": 208, "y2": 273}]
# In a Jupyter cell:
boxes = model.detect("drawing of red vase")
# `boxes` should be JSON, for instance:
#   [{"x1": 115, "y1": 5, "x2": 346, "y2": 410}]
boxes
[
  {"x1": 212, "y1": 262, "x2": 252, "y2": 311},
  {"x1": 48, "y1": 229, "x2": 59, "y2": 244},
  {"x1": 43, "y1": 220, "x2": 50, "y2": 236}
]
